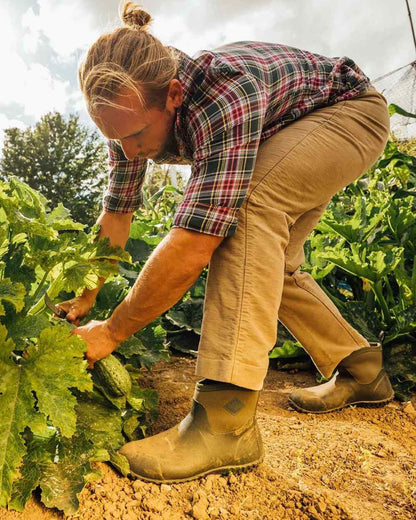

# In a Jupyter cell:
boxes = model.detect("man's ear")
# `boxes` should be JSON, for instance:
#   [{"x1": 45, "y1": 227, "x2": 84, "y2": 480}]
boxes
[{"x1": 168, "y1": 79, "x2": 183, "y2": 109}]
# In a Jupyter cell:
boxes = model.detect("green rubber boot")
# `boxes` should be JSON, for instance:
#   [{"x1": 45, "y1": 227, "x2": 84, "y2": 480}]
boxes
[
  {"x1": 118, "y1": 379, "x2": 264, "y2": 483},
  {"x1": 288, "y1": 342, "x2": 395, "y2": 414}
]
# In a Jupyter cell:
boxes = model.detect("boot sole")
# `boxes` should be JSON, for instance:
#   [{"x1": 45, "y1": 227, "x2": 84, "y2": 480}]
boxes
[
  {"x1": 288, "y1": 394, "x2": 395, "y2": 414},
  {"x1": 128, "y1": 455, "x2": 265, "y2": 484}
]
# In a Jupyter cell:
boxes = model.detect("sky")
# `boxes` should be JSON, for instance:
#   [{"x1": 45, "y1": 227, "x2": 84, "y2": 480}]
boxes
[{"x1": 1, "y1": 0, "x2": 415, "y2": 149}]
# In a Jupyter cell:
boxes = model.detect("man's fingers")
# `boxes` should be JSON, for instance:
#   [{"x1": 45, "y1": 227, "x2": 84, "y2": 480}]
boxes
[
  {"x1": 84, "y1": 352, "x2": 94, "y2": 370},
  {"x1": 66, "y1": 311, "x2": 80, "y2": 324}
]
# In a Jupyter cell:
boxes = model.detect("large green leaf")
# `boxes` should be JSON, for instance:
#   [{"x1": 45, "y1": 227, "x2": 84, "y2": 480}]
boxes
[
  {"x1": 320, "y1": 243, "x2": 403, "y2": 282},
  {"x1": 8, "y1": 426, "x2": 57, "y2": 512},
  {"x1": 0, "y1": 279, "x2": 26, "y2": 316},
  {"x1": 75, "y1": 393, "x2": 124, "y2": 449},
  {"x1": 5, "y1": 314, "x2": 50, "y2": 350},
  {"x1": 45, "y1": 203, "x2": 85, "y2": 231},
  {"x1": 24, "y1": 325, "x2": 92, "y2": 437},
  {"x1": 0, "y1": 326, "x2": 47, "y2": 507},
  {"x1": 39, "y1": 432, "x2": 99, "y2": 515},
  {"x1": 165, "y1": 298, "x2": 204, "y2": 334},
  {"x1": 85, "y1": 276, "x2": 130, "y2": 322},
  {"x1": 165, "y1": 329, "x2": 200, "y2": 356},
  {"x1": 318, "y1": 196, "x2": 388, "y2": 244},
  {"x1": 118, "y1": 319, "x2": 169, "y2": 370}
]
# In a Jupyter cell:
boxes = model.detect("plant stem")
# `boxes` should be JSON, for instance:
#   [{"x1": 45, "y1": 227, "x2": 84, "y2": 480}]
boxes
[
  {"x1": 26, "y1": 269, "x2": 50, "y2": 315},
  {"x1": 372, "y1": 279, "x2": 393, "y2": 327},
  {"x1": 34, "y1": 270, "x2": 49, "y2": 300},
  {"x1": 365, "y1": 288, "x2": 375, "y2": 310}
]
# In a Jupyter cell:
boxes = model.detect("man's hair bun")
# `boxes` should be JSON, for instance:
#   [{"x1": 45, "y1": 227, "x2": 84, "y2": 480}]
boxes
[{"x1": 121, "y1": 1, "x2": 152, "y2": 31}]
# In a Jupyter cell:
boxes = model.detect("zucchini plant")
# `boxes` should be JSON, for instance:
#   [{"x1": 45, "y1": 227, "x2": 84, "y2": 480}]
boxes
[{"x1": 0, "y1": 177, "x2": 163, "y2": 514}]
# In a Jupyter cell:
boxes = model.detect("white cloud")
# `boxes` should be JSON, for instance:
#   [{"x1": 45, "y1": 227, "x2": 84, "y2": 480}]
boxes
[
  {"x1": 21, "y1": 0, "x2": 117, "y2": 61},
  {"x1": 0, "y1": 51, "x2": 70, "y2": 120},
  {"x1": 153, "y1": 3, "x2": 293, "y2": 57},
  {"x1": 0, "y1": 115, "x2": 27, "y2": 154},
  {"x1": 0, "y1": 4, "x2": 71, "y2": 122},
  {"x1": 0, "y1": 4, "x2": 17, "y2": 52},
  {"x1": 21, "y1": 7, "x2": 43, "y2": 55}
]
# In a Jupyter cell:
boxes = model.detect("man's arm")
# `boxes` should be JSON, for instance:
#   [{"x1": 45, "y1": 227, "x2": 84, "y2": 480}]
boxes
[
  {"x1": 81, "y1": 210, "x2": 135, "y2": 302},
  {"x1": 59, "y1": 210, "x2": 134, "y2": 322},
  {"x1": 106, "y1": 227, "x2": 224, "y2": 344}
]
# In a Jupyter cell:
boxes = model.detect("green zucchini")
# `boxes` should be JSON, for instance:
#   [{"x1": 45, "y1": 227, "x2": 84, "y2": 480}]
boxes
[{"x1": 93, "y1": 354, "x2": 132, "y2": 397}]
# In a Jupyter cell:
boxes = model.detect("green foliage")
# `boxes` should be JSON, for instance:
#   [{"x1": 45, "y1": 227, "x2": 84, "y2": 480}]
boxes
[
  {"x1": 0, "y1": 176, "x2": 159, "y2": 514},
  {"x1": 0, "y1": 112, "x2": 108, "y2": 228}
]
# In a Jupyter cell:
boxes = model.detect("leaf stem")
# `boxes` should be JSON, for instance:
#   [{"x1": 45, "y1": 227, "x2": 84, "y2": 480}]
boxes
[
  {"x1": 372, "y1": 279, "x2": 393, "y2": 327},
  {"x1": 26, "y1": 269, "x2": 50, "y2": 315}
]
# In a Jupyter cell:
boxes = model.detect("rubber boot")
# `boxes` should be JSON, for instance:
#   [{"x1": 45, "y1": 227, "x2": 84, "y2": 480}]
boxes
[
  {"x1": 288, "y1": 342, "x2": 395, "y2": 414},
  {"x1": 118, "y1": 379, "x2": 265, "y2": 483}
]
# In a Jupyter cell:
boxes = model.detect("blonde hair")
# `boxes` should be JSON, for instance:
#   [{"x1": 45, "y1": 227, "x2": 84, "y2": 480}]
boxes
[{"x1": 78, "y1": 1, "x2": 180, "y2": 115}]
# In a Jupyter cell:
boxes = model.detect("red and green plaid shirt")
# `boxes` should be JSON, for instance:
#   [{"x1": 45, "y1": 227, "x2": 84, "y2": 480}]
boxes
[{"x1": 103, "y1": 40, "x2": 371, "y2": 237}]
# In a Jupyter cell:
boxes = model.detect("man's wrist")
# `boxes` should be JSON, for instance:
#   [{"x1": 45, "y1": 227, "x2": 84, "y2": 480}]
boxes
[
  {"x1": 82, "y1": 277, "x2": 105, "y2": 303},
  {"x1": 105, "y1": 316, "x2": 126, "y2": 345}
]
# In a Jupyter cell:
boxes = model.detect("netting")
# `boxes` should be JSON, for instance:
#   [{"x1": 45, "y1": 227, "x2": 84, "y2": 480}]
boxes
[{"x1": 373, "y1": 61, "x2": 416, "y2": 139}]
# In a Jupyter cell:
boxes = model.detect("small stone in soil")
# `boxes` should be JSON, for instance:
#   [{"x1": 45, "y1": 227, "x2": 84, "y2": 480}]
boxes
[
  {"x1": 192, "y1": 497, "x2": 210, "y2": 520},
  {"x1": 142, "y1": 496, "x2": 165, "y2": 512},
  {"x1": 132, "y1": 479, "x2": 146, "y2": 492}
]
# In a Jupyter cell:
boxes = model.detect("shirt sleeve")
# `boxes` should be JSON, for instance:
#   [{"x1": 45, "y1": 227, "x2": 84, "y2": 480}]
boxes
[
  {"x1": 172, "y1": 74, "x2": 266, "y2": 237},
  {"x1": 102, "y1": 139, "x2": 148, "y2": 214}
]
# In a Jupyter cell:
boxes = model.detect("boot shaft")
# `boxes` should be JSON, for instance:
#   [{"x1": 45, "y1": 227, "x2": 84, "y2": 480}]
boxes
[
  {"x1": 192, "y1": 380, "x2": 260, "y2": 434},
  {"x1": 338, "y1": 342, "x2": 383, "y2": 384}
]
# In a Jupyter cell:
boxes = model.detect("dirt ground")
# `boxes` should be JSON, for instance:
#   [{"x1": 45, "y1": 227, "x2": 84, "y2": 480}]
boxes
[{"x1": 1, "y1": 354, "x2": 416, "y2": 520}]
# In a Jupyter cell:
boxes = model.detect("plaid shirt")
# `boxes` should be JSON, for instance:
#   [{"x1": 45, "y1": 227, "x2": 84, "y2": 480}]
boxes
[{"x1": 103, "y1": 41, "x2": 372, "y2": 237}]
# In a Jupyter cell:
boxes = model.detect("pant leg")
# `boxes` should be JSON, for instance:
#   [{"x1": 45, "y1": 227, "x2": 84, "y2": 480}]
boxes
[
  {"x1": 195, "y1": 86, "x2": 390, "y2": 391},
  {"x1": 279, "y1": 202, "x2": 371, "y2": 379}
]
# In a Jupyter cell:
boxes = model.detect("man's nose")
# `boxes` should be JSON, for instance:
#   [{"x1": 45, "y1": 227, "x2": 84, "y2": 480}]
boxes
[{"x1": 120, "y1": 140, "x2": 139, "y2": 161}]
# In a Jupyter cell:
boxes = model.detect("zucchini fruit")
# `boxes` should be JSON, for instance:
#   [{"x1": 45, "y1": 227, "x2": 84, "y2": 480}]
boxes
[{"x1": 93, "y1": 354, "x2": 132, "y2": 397}]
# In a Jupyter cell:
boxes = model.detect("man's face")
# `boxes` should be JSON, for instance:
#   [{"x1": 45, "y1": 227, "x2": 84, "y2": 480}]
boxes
[{"x1": 92, "y1": 79, "x2": 183, "y2": 161}]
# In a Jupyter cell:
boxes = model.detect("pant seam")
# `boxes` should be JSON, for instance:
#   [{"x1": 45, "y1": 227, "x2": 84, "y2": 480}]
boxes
[
  {"x1": 229, "y1": 196, "x2": 250, "y2": 382},
  {"x1": 292, "y1": 273, "x2": 366, "y2": 347}
]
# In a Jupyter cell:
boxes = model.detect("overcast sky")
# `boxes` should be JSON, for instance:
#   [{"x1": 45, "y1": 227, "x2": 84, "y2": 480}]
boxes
[{"x1": 1, "y1": 0, "x2": 415, "y2": 148}]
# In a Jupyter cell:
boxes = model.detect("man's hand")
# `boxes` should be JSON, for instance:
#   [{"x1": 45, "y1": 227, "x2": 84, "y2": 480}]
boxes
[
  {"x1": 72, "y1": 319, "x2": 119, "y2": 369},
  {"x1": 56, "y1": 295, "x2": 96, "y2": 326}
]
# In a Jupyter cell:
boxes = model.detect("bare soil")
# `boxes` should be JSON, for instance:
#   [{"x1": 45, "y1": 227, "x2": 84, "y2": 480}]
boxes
[{"x1": 1, "y1": 354, "x2": 415, "y2": 520}]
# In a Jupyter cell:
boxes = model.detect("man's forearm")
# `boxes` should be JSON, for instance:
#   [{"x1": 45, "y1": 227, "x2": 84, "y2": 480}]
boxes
[
  {"x1": 107, "y1": 230, "x2": 210, "y2": 344},
  {"x1": 81, "y1": 210, "x2": 134, "y2": 302}
]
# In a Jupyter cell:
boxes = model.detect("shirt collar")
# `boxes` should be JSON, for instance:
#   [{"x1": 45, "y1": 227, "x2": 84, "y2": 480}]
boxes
[{"x1": 169, "y1": 46, "x2": 197, "y2": 162}]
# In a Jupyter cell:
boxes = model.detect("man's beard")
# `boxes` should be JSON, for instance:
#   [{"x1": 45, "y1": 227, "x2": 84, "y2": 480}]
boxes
[{"x1": 153, "y1": 114, "x2": 179, "y2": 163}]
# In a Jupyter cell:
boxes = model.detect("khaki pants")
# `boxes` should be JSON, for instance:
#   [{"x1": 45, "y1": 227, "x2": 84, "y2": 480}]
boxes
[{"x1": 195, "y1": 86, "x2": 391, "y2": 391}]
